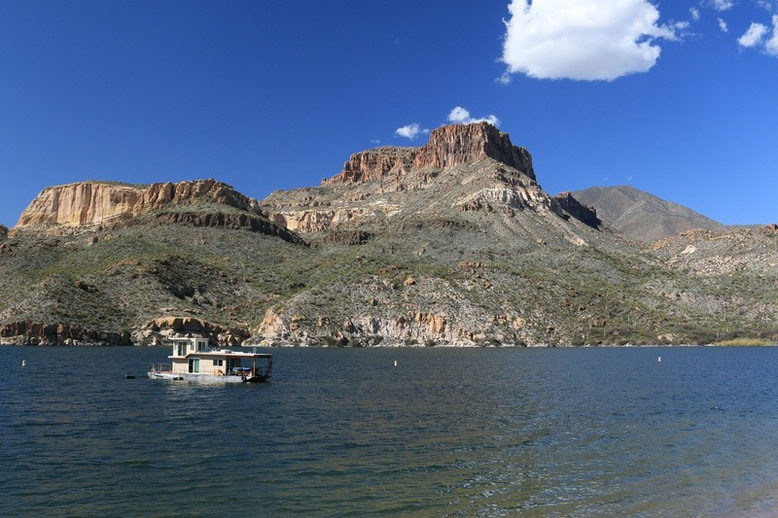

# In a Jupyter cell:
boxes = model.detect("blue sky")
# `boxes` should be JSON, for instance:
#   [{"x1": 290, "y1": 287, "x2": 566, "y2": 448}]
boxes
[{"x1": 1, "y1": 0, "x2": 776, "y2": 227}]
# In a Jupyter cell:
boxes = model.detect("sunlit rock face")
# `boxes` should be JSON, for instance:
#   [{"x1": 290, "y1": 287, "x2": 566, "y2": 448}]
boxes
[
  {"x1": 13, "y1": 179, "x2": 260, "y2": 233},
  {"x1": 325, "y1": 122, "x2": 534, "y2": 186},
  {"x1": 263, "y1": 122, "x2": 556, "y2": 235}
]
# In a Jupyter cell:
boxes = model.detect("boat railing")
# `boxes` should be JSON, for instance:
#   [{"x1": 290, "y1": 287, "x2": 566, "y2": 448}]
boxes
[{"x1": 150, "y1": 363, "x2": 172, "y2": 373}]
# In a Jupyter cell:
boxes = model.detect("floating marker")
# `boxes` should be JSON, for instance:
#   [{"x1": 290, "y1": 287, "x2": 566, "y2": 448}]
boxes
[
  {"x1": 394, "y1": 360, "x2": 398, "y2": 367},
  {"x1": 21, "y1": 360, "x2": 26, "y2": 367},
  {"x1": 658, "y1": 356, "x2": 661, "y2": 362}
]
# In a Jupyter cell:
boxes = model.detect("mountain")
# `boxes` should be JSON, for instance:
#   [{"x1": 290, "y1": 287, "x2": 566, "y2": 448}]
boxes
[
  {"x1": 1, "y1": 123, "x2": 776, "y2": 347},
  {"x1": 570, "y1": 185, "x2": 726, "y2": 243}
]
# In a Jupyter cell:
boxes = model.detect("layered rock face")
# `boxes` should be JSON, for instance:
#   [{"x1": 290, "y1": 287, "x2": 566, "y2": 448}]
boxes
[
  {"x1": 14, "y1": 179, "x2": 261, "y2": 232},
  {"x1": 324, "y1": 147, "x2": 414, "y2": 184},
  {"x1": 412, "y1": 122, "x2": 534, "y2": 177},
  {"x1": 325, "y1": 122, "x2": 534, "y2": 185},
  {"x1": 264, "y1": 122, "x2": 558, "y2": 235},
  {"x1": 0, "y1": 321, "x2": 132, "y2": 346}
]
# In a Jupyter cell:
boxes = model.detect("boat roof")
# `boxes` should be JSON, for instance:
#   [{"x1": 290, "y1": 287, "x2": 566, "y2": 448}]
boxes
[{"x1": 171, "y1": 350, "x2": 272, "y2": 359}]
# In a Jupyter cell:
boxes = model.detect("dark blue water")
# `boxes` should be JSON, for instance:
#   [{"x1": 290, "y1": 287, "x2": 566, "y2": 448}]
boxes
[{"x1": 2, "y1": 346, "x2": 778, "y2": 517}]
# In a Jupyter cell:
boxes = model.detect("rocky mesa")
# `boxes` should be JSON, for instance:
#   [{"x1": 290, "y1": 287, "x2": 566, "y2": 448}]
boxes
[
  {"x1": 324, "y1": 122, "x2": 534, "y2": 185},
  {"x1": 15, "y1": 179, "x2": 258, "y2": 232}
]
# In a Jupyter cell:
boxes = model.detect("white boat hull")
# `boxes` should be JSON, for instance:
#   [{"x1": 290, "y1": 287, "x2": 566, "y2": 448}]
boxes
[{"x1": 147, "y1": 371, "x2": 263, "y2": 383}]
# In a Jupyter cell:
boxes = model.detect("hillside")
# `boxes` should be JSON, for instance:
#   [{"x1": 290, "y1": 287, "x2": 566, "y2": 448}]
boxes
[
  {"x1": 1, "y1": 123, "x2": 776, "y2": 347},
  {"x1": 571, "y1": 185, "x2": 725, "y2": 243}
]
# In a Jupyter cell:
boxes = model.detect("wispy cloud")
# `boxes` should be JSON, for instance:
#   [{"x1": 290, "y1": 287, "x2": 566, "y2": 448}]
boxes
[
  {"x1": 500, "y1": 0, "x2": 678, "y2": 81},
  {"x1": 718, "y1": 18, "x2": 729, "y2": 32},
  {"x1": 690, "y1": 7, "x2": 701, "y2": 20},
  {"x1": 708, "y1": 0, "x2": 735, "y2": 11},
  {"x1": 765, "y1": 15, "x2": 778, "y2": 54}
]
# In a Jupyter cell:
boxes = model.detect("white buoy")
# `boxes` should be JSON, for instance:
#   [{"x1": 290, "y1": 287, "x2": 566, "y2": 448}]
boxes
[
  {"x1": 393, "y1": 360, "x2": 398, "y2": 367},
  {"x1": 21, "y1": 360, "x2": 26, "y2": 367},
  {"x1": 658, "y1": 356, "x2": 661, "y2": 362}
]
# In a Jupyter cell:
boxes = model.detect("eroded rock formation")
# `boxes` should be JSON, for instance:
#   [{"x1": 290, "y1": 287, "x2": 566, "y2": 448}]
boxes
[
  {"x1": 13, "y1": 179, "x2": 261, "y2": 233},
  {"x1": 325, "y1": 122, "x2": 534, "y2": 185},
  {"x1": 0, "y1": 321, "x2": 132, "y2": 346},
  {"x1": 412, "y1": 122, "x2": 534, "y2": 176},
  {"x1": 552, "y1": 192, "x2": 601, "y2": 230},
  {"x1": 118, "y1": 210, "x2": 306, "y2": 245},
  {"x1": 139, "y1": 316, "x2": 250, "y2": 346},
  {"x1": 324, "y1": 147, "x2": 415, "y2": 184}
]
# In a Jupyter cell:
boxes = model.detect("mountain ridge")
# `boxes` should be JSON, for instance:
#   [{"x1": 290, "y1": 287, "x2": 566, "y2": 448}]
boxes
[
  {"x1": 1, "y1": 123, "x2": 776, "y2": 347},
  {"x1": 571, "y1": 185, "x2": 726, "y2": 243}
]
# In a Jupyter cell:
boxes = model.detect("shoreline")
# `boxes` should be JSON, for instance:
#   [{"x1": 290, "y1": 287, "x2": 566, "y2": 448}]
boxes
[{"x1": 1, "y1": 342, "x2": 776, "y2": 348}]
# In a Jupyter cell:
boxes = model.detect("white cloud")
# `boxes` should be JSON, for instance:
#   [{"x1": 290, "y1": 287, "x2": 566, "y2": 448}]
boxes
[
  {"x1": 500, "y1": 0, "x2": 678, "y2": 82},
  {"x1": 395, "y1": 123, "x2": 427, "y2": 140},
  {"x1": 709, "y1": 0, "x2": 735, "y2": 11},
  {"x1": 738, "y1": 21, "x2": 768, "y2": 47},
  {"x1": 395, "y1": 124, "x2": 420, "y2": 139},
  {"x1": 690, "y1": 7, "x2": 701, "y2": 20},
  {"x1": 765, "y1": 15, "x2": 778, "y2": 55},
  {"x1": 370, "y1": 139, "x2": 381, "y2": 144},
  {"x1": 718, "y1": 18, "x2": 729, "y2": 32},
  {"x1": 447, "y1": 106, "x2": 500, "y2": 126}
]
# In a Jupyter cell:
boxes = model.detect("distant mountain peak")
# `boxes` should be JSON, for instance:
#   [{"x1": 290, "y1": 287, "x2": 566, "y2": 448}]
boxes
[{"x1": 571, "y1": 185, "x2": 725, "y2": 242}]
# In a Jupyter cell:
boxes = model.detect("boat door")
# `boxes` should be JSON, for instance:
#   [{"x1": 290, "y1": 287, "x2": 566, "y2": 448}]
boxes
[{"x1": 188, "y1": 358, "x2": 200, "y2": 373}]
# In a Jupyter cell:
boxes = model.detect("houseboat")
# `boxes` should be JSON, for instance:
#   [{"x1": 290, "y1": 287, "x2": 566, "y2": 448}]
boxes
[{"x1": 148, "y1": 337, "x2": 272, "y2": 383}]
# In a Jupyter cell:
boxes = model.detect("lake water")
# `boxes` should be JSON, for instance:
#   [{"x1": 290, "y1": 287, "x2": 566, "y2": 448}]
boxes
[{"x1": 2, "y1": 346, "x2": 778, "y2": 517}]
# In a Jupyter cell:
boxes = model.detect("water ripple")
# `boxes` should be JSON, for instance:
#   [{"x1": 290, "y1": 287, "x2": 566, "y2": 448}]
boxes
[{"x1": 2, "y1": 346, "x2": 778, "y2": 516}]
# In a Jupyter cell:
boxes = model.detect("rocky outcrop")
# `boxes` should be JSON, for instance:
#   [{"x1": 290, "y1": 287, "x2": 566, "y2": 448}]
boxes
[
  {"x1": 251, "y1": 306, "x2": 551, "y2": 347},
  {"x1": 0, "y1": 321, "x2": 132, "y2": 345},
  {"x1": 413, "y1": 122, "x2": 534, "y2": 177},
  {"x1": 117, "y1": 211, "x2": 306, "y2": 245},
  {"x1": 0, "y1": 317, "x2": 251, "y2": 346},
  {"x1": 272, "y1": 208, "x2": 375, "y2": 233},
  {"x1": 457, "y1": 186, "x2": 548, "y2": 212},
  {"x1": 324, "y1": 122, "x2": 534, "y2": 185},
  {"x1": 321, "y1": 230, "x2": 373, "y2": 246},
  {"x1": 139, "y1": 316, "x2": 250, "y2": 346},
  {"x1": 324, "y1": 147, "x2": 414, "y2": 184},
  {"x1": 13, "y1": 179, "x2": 262, "y2": 233},
  {"x1": 552, "y1": 192, "x2": 601, "y2": 229},
  {"x1": 0, "y1": 225, "x2": 7, "y2": 239}
]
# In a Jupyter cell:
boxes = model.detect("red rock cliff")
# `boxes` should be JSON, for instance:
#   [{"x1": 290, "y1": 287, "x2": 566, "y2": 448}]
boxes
[
  {"x1": 325, "y1": 122, "x2": 534, "y2": 185},
  {"x1": 324, "y1": 147, "x2": 415, "y2": 184},
  {"x1": 413, "y1": 122, "x2": 534, "y2": 177}
]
